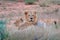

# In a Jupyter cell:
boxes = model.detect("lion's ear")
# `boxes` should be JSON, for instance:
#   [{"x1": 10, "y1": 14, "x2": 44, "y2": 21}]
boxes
[{"x1": 25, "y1": 11, "x2": 28, "y2": 15}]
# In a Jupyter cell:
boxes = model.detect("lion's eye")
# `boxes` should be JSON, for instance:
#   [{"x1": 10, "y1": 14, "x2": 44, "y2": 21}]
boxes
[
  {"x1": 32, "y1": 15, "x2": 34, "y2": 16},
  {"x1": 29, "y1": 15, "x2": 30, "y2": 16}
]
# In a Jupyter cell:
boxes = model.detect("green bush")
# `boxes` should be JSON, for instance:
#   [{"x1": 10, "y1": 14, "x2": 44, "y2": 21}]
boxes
[
  {"x1": 25, "y1": 0, "x2": 36, "y2": 4},
  {"x1": 0, "y1": 20, "x2": 9, "y2": 40}
]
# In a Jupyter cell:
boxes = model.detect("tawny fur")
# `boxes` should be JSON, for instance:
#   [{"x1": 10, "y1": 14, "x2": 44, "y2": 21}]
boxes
[
  {"x1": 14, "y1": 17, "x2": 23, "y2": 27},
  {"x1": 40, "y1": 18, "x2": 59, "y2": 24},
  {"x1": 18, "y1": 11, "x2": 38, "y2": 30}
]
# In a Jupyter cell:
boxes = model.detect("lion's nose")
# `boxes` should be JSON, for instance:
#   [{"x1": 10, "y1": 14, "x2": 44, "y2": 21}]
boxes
[{"x1": 30, "y1": 18, "x2": 33, "y2": 19}]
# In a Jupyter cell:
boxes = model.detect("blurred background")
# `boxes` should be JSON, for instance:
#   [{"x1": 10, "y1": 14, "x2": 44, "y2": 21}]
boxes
[{"x1": 0, "y1": 0, "x2": 60, "y2": 40}]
